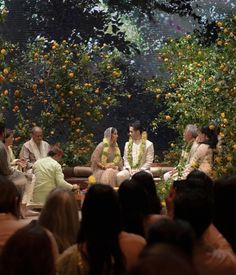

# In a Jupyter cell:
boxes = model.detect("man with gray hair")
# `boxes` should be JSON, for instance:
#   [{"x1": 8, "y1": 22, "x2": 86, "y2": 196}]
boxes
[
  {"x1": 164, "y1": 124, "x2": 199, "y2": 181},
  {"x1": 19, "y1": 126, "x2": 50, "y2": 214},
  {"x1": 20, "y1": 126, "x2": 50, "y2": 170}
]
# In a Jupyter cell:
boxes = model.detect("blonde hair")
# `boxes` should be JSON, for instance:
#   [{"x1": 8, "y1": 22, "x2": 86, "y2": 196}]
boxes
[{"x1": 39, "y1": 188, "x2": 80, "y2": 253}]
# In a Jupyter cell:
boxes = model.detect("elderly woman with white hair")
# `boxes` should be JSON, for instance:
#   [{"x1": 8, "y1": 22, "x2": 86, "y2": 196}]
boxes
[{"x1": 91, "y1": 127, "x2": 122, "y2": 187}]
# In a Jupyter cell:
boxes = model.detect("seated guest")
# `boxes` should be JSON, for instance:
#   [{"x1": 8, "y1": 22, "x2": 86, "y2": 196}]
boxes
[
  {"x1": 3, "y1": 128, "x2": 26, "y2": 169},
  {"x1": 118, "y1": 179, "x2": 149, "y2": 237},
  {"x1": 132, "y1": 171, "x2": 162, "y2": 214},
  {"x1": 39, "y1": 188, "x2": 80, "y2": 253},
  {"x1": 19, "y1": 126, "x2": 50, "y2": 206},
  {"x1": 118, "y1": 178, "x2": 165, "y2": 238},
  {"x1": 0, "y1": 223, "x2": 58, "y2": 275},
  {"x1": 0, "y1": 176, "x2": 29, "y2": 252},
  {"x1": 174, "y1": 185, "x2": 236, "y2": 275},
  {"x1": 132, "y1": 171, "x2": 164, "y2": 236},
  {"x1": 182, "y1": 126, "x2": 218, "y2": 179},
  {"x1": 57, "y1": 184, "x2": 146, "y2": 275},
  {"x1": 126, "y1": 244, "x2": 196, "y2": 275},
  {"x1": 146, "y1": 219, "x2": 195, "y2": 258},
  {"x1": 91, "y1": 127, "x2": 122, "y2": 187},
  {"x1": 20, "y1": 126, "x2": 50, "y2": 171},
  {"x1": 0, "y1": 142, "x2": 27, "y2": 195},
  {"x1": 32, "y1": 146, "x2": 78, "y2": 204},
  {"x1": 165, "y1": 170, "x2": 233, "y2": 252},
  {"x1": 165, "y1": 170, "x2": 214, "y2": 217},
  {"x1": 213, "y1": 175, "x2": 236, "y2": 253},
  {"x1": 130, "y1": 219, "x2": 196, "y2": 275},
  {"x1": 164, "y1": 124, "x2": 199, "y2": 181}
]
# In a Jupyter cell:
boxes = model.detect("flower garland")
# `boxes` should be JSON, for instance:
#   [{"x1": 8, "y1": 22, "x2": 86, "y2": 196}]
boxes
[
  {"x1": 101, "y1": 138, "x2": 121, "y2": 166},
  {"x1": 127, "y1": 131, "x2": 147, "y2": 169},
  {"x1": 177, "y1": 139, "x2": 194, "y2": 169}
]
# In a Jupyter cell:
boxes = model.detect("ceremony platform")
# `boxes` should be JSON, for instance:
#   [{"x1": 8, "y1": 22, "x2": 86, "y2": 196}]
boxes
[{"x1": 63, "y1": 163, "x2": 173, "y2": 188}]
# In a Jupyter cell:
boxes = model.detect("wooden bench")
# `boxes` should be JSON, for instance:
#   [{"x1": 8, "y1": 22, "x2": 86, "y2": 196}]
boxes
[{"x1": 63, "y1": 166, "x2": 91, "y2": 189}]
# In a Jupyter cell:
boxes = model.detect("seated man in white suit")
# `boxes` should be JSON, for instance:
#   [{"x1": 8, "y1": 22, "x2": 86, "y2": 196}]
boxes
[
  {"x1": 117, "y1": 121, "x2": 154, "y2": 186},
  {"x1": 163, "y1": 124, "x2": 199, "y2": 181}
]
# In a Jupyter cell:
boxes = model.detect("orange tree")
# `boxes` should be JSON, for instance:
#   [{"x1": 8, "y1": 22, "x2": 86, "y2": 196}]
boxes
[
  {"x1": 0, "y1": 38, "x2": 126, "y2": 165},
  {"x1": 148, "y1": 14, "x2": 236, "y2": 177}
]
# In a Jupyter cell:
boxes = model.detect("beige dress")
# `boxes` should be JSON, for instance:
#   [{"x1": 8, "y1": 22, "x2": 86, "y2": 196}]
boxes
[
  {"x1": 91, "y1": 142, "x2": 122, "y2": 187},
  {"x1": 183, "y1": 143, "x2": 214, "y2": 178}
]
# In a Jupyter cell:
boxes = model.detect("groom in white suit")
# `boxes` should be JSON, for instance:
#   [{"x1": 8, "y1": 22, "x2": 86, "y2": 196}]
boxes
[{"x1": 117, "y1": 121, "x2": 154, "y2": 185}]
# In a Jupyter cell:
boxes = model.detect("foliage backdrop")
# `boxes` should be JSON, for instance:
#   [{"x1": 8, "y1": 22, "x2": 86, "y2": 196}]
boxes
[{"x1": 149, "y1": 15, "x2": 236, "y2": 177}]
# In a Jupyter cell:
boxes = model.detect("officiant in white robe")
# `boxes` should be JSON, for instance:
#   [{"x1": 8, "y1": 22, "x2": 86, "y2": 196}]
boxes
[
  {"x1": 19, "y1": 126, "x2": 50, "y2": 205},
  {"x1": 117, "y1": 121, "x2": 154, "y2": 186}
]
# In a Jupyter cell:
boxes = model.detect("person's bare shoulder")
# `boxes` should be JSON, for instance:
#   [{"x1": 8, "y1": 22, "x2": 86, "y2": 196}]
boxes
[{"x1": 119, "y1": 231, "x2": 146, "y2": 246}]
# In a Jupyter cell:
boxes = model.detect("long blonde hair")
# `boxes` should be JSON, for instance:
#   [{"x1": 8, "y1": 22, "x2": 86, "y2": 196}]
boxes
[{"x1": 39, "y1": 188, "x2": 80, "y2": 253}]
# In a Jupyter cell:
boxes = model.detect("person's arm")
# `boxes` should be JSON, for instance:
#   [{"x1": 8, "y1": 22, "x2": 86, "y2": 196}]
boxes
[
  {"x1": 91, "y1": 143, "x2": 105, "y2": 170},
  {"x1": 182, "y1": 144, "x2": 208, "y2": 177},
  {"x1": 123, "y1": 142, "x2": 131, "y2": 171},
  {"x1": 203, "y1": 224, "x2": 234, "y2": 251},
  {"x1": 19, "y1": 144, "x2": 34, "y2": 169},
  {"x1": 55, "y1": 163, "x2": 77, "y2": 190},
  {"x1": 140, "y1": 142, "x2": 154, "y2": 170},
  {"x1": 118, "y1": 155, "x2": 123, "y2": 171}
]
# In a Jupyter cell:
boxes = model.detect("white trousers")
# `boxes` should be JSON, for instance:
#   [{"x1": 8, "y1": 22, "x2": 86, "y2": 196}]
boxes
[
  {"x1": 22, "y1": 173, "x2": 35, "y2": 205},
  {"x1": 116, "y1": 170, "x2": 131, "y2": 186}
]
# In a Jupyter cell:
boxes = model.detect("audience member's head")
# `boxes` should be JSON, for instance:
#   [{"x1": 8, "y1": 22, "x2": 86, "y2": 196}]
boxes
[
  {"x1": 165, "y1": 179, "x2": 186, "y2": 218},
  {"x1": 0, "y1": 175, "x2": 21, "y2": 218},
  {"x1": 198, "y1": 126, "x2": 218, "y2": 149},
  {"x1": 146, "y1": 218, "x2": 195, "y2": 257},
  {"x1": 0, "y1": 222, "x2": 58, "y2": 275},
  {"x1": 174, "y1": 188, "x2": 213, "y2": 239},
  {"x1": 2, "y1": 128, "x2": 14, "y2": 146},
  {"x1": 0, "y1": 142, "x2": 12, "y2": 176},
  {"x1": 213, "y1": 175, "x2": 236, "y2": 252},
  {"x1": 39, "y1": 188, "x2": 79, "y2": 253},
  {"x1": 187, "y1": 169, "x2": 213, "y2": 184},
  {"x1": 118, "y1": 179, "x2": 148, "y2": 236},
  {"x1": 78, "y1": 183, "x2": 124, "y2": 275},
  {"x1": 79, "y1": 183, "x2": 122, "y2": 239},
  {"x1": 31, "y1": 126, "x2": 43, "y2": 145},
  {"x1": 126, "y1": 244, "x2": 196, "y2": 275},
  {"x1": 184, "y1": 124, "x2": 198, "y2": 142},
  {"x1": 47, "y1": 145, "x2": 64, "y2": 161},
  {"x1": 186, "y1": 170, "x2": 214, "y2": 199},
  {"x1": 166, "y1": 171, "x2": 214, "y2": 219},
  {"x1": 132, "y1": 170, "x2": 162, "y2": 214}
]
